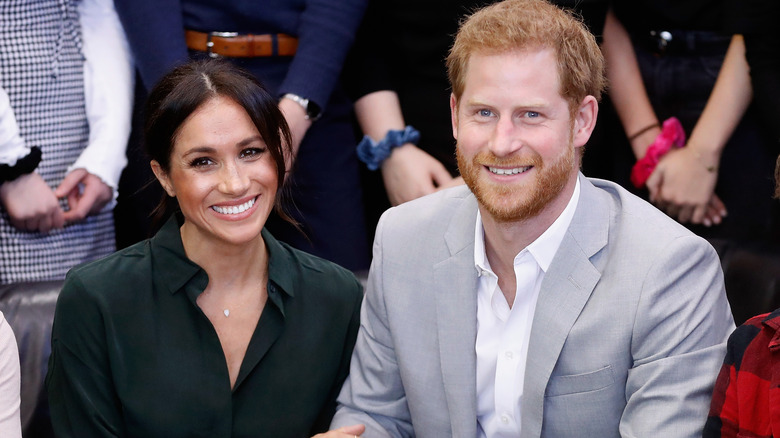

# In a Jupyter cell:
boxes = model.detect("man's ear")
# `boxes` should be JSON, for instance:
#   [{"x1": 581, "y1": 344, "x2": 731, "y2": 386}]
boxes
[
  {"x1": 150, "y1": 160, "x2": 175, "y2": 197},
  {"x1": 572, "y1": 95, "x2": 598, "y2": 149},
  {"x1": 450, "y1": 93, "x2": 459, "y2": 140}
]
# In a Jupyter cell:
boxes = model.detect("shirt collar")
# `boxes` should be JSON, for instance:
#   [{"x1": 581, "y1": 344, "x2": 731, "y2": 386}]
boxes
[
  {"x1": 149, "y1": 214, "x2": 295, "y2": 314},
  {"x1": 474, "y1": 178, "x2": 581, "y2": 274}
]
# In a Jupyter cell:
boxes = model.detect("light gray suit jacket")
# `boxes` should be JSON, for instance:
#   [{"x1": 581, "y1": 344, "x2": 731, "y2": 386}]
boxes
[{"x1": 332, "y1": 175, "x2": 735, "y2": 437}]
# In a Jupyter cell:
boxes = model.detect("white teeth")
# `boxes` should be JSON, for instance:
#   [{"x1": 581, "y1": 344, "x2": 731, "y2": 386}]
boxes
[
  {"x1": 212, "y1": 197, "x2": 255, "y2": 215},
  {"x1": 488, "y1": 166, "x2": 531, "y2": 175}
]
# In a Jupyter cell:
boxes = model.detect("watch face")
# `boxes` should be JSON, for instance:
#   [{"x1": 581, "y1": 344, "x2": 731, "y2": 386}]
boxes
[
  {"x1": 306, "y1": 100, "x2": 322, "y2": 120},
  {"x1": 283, "y1": 93, "x2": 321, "y2": 121}
]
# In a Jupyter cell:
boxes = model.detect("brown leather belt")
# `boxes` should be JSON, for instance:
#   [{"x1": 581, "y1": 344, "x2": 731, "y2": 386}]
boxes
[{"x1": 185, "y1": 30, "x2": 298, "y2": 58}]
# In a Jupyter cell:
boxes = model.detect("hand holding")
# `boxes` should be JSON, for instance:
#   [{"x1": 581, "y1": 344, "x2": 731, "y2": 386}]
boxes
[
  {"x1": 0, "y1": 172, "x2": 64, "y2": 232},
  {"x1": 311, "y1": 423, "x2": 365, "y2": 438},
  {"x1": 381, "y1": 144, "x2": 453, "y2": 206},
  {"x1": 645, "y1": 146, "x2": 724, "y2": 225},
  {"x1": 55, "y1": 168, "x2": 113, "y2": 224}
]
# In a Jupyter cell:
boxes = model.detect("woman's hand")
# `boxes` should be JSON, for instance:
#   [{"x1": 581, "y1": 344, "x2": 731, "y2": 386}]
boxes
[
  {"x1": 381, "y1": 144, "x2": 453, "y2": 206},
  {"x1": 646, "y1": 147, "x2": 726, "y2": 226},
  {"x1": 0, "y1": 172, "x2": 64, "y2": 232},
  {"x1": 55, "y1": 168, "x2": 113, "y2": 224}
]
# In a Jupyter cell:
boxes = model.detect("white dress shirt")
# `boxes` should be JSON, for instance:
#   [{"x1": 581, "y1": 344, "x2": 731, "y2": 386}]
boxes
[
  {"x1": 0, "y1": 0, "x2": 133, "y2": 194},
  {"x1": 475, "y1": 178, "x2": 580, "y2": 438}
]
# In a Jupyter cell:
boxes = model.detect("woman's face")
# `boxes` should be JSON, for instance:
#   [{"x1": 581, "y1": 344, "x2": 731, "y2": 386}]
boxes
[{"x1": 152, "y1": 96, "x2": 278, "y2": 248}]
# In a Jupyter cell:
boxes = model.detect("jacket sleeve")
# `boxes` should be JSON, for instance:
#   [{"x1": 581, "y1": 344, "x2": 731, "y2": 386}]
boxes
[
  {"x1": 620, "y1": 235, "x2": 735, "y2": 437},
  {"x1": 277, "y1": 0, "x2": 367, "y2": 110},
  {"x1": 330, "y1": 214, "x2": 413, "y2": 438}
]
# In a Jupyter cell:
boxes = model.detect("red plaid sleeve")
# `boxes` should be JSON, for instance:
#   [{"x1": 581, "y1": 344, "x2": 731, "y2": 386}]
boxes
[{"x1": 703, "y1": 312, "x2": 777, "y2": 438}]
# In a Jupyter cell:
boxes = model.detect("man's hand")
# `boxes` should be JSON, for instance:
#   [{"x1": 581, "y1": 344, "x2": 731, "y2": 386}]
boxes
[
  {"x1": 381, "y1": 144, "x2": 454, "y2": 206},
  {"x1": 311, "y1": 424, "x2": 365, "y2": 438},
  {"x1": 646, "y1": 146, "x2": 726, "y2": 226},
  {"x1": 55, "y1": 168, "x2": 113, "y2": 224},
  {"x1": 0, "y1": 172, "x2": 65, "y2": 232}
]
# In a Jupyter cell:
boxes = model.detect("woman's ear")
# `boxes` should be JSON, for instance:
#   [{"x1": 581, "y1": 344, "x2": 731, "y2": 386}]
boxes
[{"x1": 150, "y1": 160, "x2": 175, "y2": 197}]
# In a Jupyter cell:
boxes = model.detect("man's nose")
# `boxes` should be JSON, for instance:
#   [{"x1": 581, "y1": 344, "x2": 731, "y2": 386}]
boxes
[{"x1": 488, "y1": 116, "x2": 523, "y2": 157}]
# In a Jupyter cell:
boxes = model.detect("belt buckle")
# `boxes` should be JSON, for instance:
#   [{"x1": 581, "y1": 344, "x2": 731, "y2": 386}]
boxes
[
  {"x1": 207, "y1": 31, "x2": 239, "y2": 58},
  {"x1": 649, "y1": 30, "x2": 673, "y2": 55}
]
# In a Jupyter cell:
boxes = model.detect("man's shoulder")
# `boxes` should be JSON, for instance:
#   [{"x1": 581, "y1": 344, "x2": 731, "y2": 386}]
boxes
[
  {"x1": 374, "y1": 184, "x2": 477, "y2": 255},
  {"x1": 586, "y1": 177, "x2": 700, "y2": 241},
  {"x1": 383, "y1": 184, "x2": 475, "y2": 225}
]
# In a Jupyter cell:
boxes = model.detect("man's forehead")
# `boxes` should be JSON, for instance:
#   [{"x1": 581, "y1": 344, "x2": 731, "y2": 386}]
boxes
[{"x1": 460, "y1": 47, "x2": 563, "y2": 97}]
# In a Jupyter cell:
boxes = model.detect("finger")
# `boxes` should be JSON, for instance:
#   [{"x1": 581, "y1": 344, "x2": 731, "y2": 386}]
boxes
[
  {"x1": 24, "y1": 217, "x2": 39, "y2": 232},
  {"x1": 51, "y1": 206, "x2": 66, "y2": 229},
  {"x1": 37, "y1": 213, "x2": 54, "y2": 233},
  {"x1": 677, "y1": 205, "x2": 694, "y2": 224},
  {"x1": 54, "y1": 168, "x2": 87, "y2": 198},
  {"x1": 430, "y1": 166, "x2": 454, "y2": 188},
  {"x1": 690, "y1": 203, "x2": 708, "y2": 225},
  {"x1": 710, "y1": 195, "x2": 728, "y2": 218},
  {"x1": 336, "y1": 424, "x2": 366, "y2": 436},
  {"x1": 705, "y1": 204, "x2": 722, "y2": 226},
  {"x1": 8, "y1": 215, "x2": 26, "y2": 231},
  {"x1": 702, "y1": 204, "x2": 718, "y2": 226},
  {"x1": 62, "y1": 187, "x2": 97, "y2": 222},
  {"x1": 664, "y1": 203, "x2": 680, "y2": 219},
  {"x1": 645, "y1": 170, "x2": 662, "y2": 202}
]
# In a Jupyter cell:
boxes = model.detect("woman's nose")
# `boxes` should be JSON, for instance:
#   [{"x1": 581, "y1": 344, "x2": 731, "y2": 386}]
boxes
[{"x1": 218, "y1": 162, "x2": 250, "y2": 195}]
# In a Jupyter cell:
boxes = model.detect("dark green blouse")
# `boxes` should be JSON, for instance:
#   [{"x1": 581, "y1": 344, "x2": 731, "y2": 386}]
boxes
[{"x1": 46, "y1": 216, "x2": 363, "y2": 438}]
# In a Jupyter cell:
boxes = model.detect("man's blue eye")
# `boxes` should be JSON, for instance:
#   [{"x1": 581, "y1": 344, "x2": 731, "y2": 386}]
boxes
[
  {"x1": 527, "y1": 111, "x2": 540, "y2": 118},
  {"x1": 479, "y1": 109, "x2": 492, "y2": 117}
]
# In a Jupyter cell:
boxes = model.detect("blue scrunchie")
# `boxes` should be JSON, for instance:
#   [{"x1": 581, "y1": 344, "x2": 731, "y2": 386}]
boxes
[{"x1": 356, "y1": 126, "x2": 421, "y2": 171}]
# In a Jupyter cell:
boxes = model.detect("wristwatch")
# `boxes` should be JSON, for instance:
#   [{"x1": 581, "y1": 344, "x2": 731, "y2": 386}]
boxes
[{"x1": 282, "y1": 93, "x2": 322, "y2": 121}]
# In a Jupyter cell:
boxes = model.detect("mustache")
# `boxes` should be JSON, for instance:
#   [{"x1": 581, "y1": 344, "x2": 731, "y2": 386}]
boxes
[{"x1": 470, "y1": 150, "x2": 542, "y2": 168}]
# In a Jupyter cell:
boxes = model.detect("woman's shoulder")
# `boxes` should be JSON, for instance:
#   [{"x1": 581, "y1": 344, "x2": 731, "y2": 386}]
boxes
[
  {"x1": 70, "y1": 240, "x2": 152, "y2": 280},
  {"x1": 62, "y1": 240, "x2": 155, "y2": 303}
]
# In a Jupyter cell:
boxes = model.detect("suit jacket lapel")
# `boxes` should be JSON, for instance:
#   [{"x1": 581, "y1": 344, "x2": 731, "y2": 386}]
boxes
[
  {"x1": 521, "y1": 175, "x2": 608, "y2": 437},
  {"x1": 434, "y1": 193, "x2": 480, "y2": 438}
]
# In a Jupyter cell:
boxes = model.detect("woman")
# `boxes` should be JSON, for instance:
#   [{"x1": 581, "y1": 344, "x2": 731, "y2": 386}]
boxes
[
  {"x1": 45, "y1": 60, "x2": 363, "y2": 438},
  {"x1": 111, "y1": 0, "x2": 370, "y2": 273}
]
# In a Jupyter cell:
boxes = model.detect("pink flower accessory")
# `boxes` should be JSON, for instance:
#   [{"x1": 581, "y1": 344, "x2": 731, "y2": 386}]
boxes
[{"x1": 630, "y1": 117, "x2": 686, "y2": 188}]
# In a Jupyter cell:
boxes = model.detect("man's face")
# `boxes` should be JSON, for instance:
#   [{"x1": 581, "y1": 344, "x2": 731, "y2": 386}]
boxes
[{"x1": 451, "y1": 48, "x2": 594, "y2": 223}]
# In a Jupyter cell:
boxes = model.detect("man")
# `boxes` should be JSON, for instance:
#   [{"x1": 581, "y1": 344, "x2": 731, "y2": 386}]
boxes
[{"x1": 329, "y1": 0, "x2": 735, "y2": 436}]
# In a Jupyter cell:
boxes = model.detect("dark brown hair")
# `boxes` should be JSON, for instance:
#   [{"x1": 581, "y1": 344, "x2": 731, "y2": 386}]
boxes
[{"x1": 144, "y1": 59, "x2": 294, "y2": 225}]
